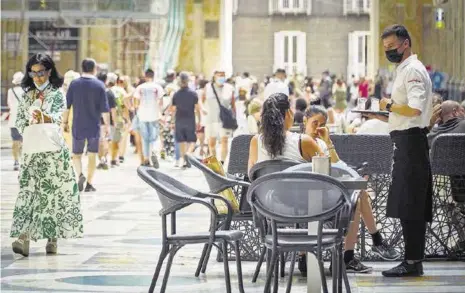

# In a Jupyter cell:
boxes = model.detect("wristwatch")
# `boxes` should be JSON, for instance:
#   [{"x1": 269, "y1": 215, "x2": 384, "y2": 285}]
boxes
[{"x1": 386, "y1": 102, "x2": 393, "y2": 112}]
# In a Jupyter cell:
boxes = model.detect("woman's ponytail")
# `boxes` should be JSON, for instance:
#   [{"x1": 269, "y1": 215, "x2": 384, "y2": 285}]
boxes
[{"x1": 260, "y1": 93, "x2": 290, "y2": 158}]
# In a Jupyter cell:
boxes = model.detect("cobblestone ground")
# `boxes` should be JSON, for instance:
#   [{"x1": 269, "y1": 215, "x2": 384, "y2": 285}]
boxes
[{"x1": 1, "y1": 122, "x2": 464, "y2": 292}]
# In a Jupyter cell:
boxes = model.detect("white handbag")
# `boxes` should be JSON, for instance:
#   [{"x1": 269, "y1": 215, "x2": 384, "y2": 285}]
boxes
[{"x1": 22, "y1": 110, "x2": 62, "y2": 154}]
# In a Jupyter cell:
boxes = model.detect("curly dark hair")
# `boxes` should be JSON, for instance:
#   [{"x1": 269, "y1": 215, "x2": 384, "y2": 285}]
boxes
[
  {"x1": 260, "y1": 92, "x2": 290, "y2": 158},
  {"x1": 21, "y1": 53, "x2": 63, "y2": 92}
]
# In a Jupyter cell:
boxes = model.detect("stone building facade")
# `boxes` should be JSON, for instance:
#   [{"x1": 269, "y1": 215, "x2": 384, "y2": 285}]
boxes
[{"x1": 232, "y1": 0, "x2": 370, "y2": 79}]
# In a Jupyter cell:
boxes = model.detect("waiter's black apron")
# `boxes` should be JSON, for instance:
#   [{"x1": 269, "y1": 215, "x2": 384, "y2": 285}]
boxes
[{"x1": 388, "y1": 127, "x2": 433, "y2": 222}]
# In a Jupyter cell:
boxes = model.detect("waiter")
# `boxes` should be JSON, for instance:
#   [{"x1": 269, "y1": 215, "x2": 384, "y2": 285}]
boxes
[{"x1": 375, "y1": 25, "x2": 433, "y2": 277}]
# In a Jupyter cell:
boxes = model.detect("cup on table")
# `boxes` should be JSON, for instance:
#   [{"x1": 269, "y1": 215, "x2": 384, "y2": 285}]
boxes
[
  {"x1": 357, "y1": 98, "x2": 367, "y2": 110},
  {"x1": 312, "y1": 156, "x2": 331, "y2": 176},
  {"x1": 371, "y1": 98, "x2": 380, "y2": 111}
]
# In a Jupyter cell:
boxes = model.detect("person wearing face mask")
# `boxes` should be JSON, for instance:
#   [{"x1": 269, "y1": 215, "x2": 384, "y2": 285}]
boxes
[
  {"x1": 371, "y1": 24, "x2": 433, "y2": 277},
  {"x1": 202, "y1": 69, "x2": 236, "y2": 164},
  {"x1": 10, "y1": 53, "x2": 83, "y2": 257},
  {"x1": 263, "y1": 68, "x2": 289, "y2": 100}
]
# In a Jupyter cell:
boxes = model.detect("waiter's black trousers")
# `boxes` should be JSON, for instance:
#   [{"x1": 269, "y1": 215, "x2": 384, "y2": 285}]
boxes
[{"x1": 401, "y1": 219, "x2": 426, "y2": 261}]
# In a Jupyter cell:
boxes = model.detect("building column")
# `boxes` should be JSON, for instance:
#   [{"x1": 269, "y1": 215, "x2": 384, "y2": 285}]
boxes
[
  {"x1": 220, "y1": 0, "x2": 233, "y2": 76},
  {"x1": 192, "y1": 0, "x2": 204, "y2": 74},
  {"x1": 368, "y1": 0, "x2": 379, "y2": 79}
]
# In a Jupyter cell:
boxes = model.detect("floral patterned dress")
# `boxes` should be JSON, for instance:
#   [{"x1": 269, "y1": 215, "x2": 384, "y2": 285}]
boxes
[{"x1": 10, "y1": 86, "x2": 83, "y2": 241}]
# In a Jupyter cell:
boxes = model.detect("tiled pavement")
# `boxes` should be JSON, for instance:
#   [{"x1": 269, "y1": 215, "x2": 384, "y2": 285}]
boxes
[{"x1": 1, "y1": 123, "x2": 465, "y2": 292}]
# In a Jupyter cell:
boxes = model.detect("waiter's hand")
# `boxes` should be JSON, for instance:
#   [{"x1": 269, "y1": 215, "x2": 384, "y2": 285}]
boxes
[
  {"x1": 380, "y1": 98, "x2": 392, "y2": 111},
  {"x1": 429, "y1": 104, "x2": 442, "y2": 128}
]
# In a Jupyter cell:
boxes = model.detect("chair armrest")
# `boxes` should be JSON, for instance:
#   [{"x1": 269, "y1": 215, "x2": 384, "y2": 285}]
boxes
[
  {"x1": 196, "y1": 192, "x2": 234, "y2": 230},
  {"x1": 184, "y1": 196, "x2": 219, "y2": 242},
  {"x1": 221, "y1": 174, "x2": 251, "y2": 189},
  {"x1": 225, "y1": 172, "x2": 242, "y2": 180}
]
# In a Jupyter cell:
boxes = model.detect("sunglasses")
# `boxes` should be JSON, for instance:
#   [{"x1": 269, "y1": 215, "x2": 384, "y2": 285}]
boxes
[{"x1": 28, "y1": 70, "x2": 49, "y2": 78}]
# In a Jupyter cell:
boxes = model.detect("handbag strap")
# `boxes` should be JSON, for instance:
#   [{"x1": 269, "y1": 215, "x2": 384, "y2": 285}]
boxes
[
  {"x1": 12, "y1": 88, "x2": 21, "y2": 102},
  {"x1": 211, "y1": 83, "x2": 222, "y2": 108}
]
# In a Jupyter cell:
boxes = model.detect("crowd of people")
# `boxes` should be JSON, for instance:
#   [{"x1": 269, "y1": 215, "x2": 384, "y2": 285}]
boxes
[{"x1": 6, "y1": 30, "x2": 465, "y2": 279}]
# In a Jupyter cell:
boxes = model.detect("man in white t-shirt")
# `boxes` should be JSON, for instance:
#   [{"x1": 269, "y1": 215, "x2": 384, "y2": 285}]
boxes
[
  {"x1": 7, "y1": 72, "x2": 25, "y2": 171},
  {"x1": 264, "y1": 68, "x2": 289, "y2": 100},
  {"x1": 202, "y1": 69, "x2": 235, "y2": 163},
  {"x1": 133, "y1": 69, "x2": 165, "y2": 168}
]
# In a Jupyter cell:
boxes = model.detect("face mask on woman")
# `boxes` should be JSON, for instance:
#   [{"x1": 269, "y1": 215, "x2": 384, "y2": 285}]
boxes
[{"x1": 34, "y1": 80, "x2": 50, "y2": 92}]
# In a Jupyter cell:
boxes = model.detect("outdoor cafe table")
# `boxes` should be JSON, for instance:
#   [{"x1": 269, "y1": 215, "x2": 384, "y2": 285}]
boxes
[{"x1": 305, "y1": 175, "x2": 368, "y2": 293}]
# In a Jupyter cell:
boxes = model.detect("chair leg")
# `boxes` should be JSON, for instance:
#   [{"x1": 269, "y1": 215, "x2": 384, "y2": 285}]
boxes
[
  {"x1": 316, "y1": 243, "x2": 329, "y2": 293},
  {"x1": 195, "y1": 244, "x2": 208, "y2": 277},
  {"x1": 264, "y1": 250, "x2": 278, "y2": 293},
  {"x1": 160, "y1": 246, "x2": 180, "y2": 293},
  {"x1": 149, "y1": 245, "x2": 169, "y2": 293},
  {"x1": 280, "y1": 252, "x2": 285, "y2": 278},
  {"x1": 201, "y1": 242, "x2": 214, "y2": 274},
  {"x1": 252, "y1": 246, "x2": 267, "y2": 283},
  {"x1": 222, "y1": 240, "x2": 232, "y2": 293},
  {"x1": 317, "y1": 255, "x2": 329, "y2": 293},
  {"x1": 338, "y1": 245, "x2": 343, "y2": 293},
  {"x1": 285, "y1": 252, "x2": 296, "y2": 293},
  {"x1": 273, "y1": 253, "x2": 279, "y2": 293},
  {"x1": 332, "y1": 248, "x2": 338, "y2": 293},
  {"x1": 342, "y1": 262, "x2": 351, "y2": 293},
  {"x1": 233, "y1": 240, "x2": 245, "y2": 293}
]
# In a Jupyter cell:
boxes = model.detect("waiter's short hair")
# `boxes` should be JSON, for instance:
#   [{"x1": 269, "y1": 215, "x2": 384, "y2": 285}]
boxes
[{"x1": 381, "y1": 24, "x2": 412, "y2": 47}]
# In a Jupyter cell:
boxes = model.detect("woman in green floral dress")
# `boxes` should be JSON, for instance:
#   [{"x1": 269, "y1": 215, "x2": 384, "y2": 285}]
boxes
[{"x1": 11, "y1": 53, "x2": 83, "y2": 257}]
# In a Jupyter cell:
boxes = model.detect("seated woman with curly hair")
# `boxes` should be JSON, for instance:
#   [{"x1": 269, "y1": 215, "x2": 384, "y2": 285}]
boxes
[{"x1": 247, "y1": 92, "x2": 322, "y2": 169}]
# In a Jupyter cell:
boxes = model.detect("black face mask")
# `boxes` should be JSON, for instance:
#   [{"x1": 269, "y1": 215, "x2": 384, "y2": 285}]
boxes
[{"x1": 385, "y1": 47, "x2": 404, "y2": 63}]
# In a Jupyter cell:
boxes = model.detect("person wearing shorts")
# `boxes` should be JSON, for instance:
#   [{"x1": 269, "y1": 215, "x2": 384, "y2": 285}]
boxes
[
  {"x1": 96, "y1": 72, "x2": 117, "y2": 170},
  {"x1": 64, "y1": 58, "x2": 110, "y2": 192},
  {"x1": 171, "y1": 72, "x2": 200, "y2": 168},
  {"x1": 202, "y1": 69, "x2": 235, "y2": 164}
]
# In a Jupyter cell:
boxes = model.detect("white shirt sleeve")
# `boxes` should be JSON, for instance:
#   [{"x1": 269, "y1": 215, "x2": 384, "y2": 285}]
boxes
[{"x1": 404, "y1": 68, "x2": 427, "y2": 113}]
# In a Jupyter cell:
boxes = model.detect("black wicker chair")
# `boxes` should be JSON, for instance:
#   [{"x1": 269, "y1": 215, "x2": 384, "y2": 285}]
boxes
[
  {"x1": 430, "y1": 133, "x2": 465, "y2": 258},
  {"x1": 137, "y1": 167, "x2": 245, "y2": 293},
  {"x1": 186, "y1": 154, "x2": 253, "y2": 269},
  {"x1": 227, "y1": 134, "x2": 254, "y2": 176},
  {"x1": 330, "y1": 134, "x2": 396, "y2": 259}
]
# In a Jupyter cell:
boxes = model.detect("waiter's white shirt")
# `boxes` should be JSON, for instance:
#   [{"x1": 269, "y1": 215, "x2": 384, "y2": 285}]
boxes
[{"x1": 389, "y1": 54, "x2": 432, "y2": 132}]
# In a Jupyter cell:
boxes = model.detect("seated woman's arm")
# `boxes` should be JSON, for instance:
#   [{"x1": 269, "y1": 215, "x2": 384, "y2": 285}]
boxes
[
  {"x1": 247, "y1": 135, "x2": 259, "y2": 173},
  {"x1": 300, "y1": 135, "x2": 323, "y2": 161},
  {"x1": 302, "y1": 128, "x2": 340, "y2": 163}
]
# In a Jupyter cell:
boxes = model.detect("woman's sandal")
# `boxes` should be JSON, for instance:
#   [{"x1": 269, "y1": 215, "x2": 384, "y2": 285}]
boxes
[
  {"x1": 12, "y1": 235, "x2": 30, "y2": 257},
  {"x1": 46, "y1": 238, "x2": 57, "y2": 254}
]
